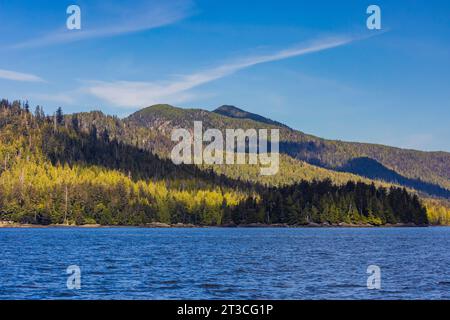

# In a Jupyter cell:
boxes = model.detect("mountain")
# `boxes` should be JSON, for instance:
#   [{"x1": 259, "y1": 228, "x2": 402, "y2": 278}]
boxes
[
  {"x1": 213, "y1": 105, "x2": 289, "y2": 128},
  {"x1": 122, "y1": 104, "x2": 450, "y2": 199},
  {"x1": 0, "y1": 99, "x2": 432, "y2": 226}
]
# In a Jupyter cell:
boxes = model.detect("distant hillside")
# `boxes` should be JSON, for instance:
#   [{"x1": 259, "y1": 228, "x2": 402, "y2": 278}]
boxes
[
  {"x1": 70, "y1": 106, "x2": 399, "y2": 190},
  {"x1": 213, "y1": 105, "x2": 289, "y2": 128},
  {"x1": 123, "y1": 104, "x2": 450, "y2": 199}
]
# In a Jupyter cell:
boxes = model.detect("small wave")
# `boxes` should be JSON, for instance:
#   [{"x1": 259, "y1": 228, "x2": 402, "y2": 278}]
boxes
[
  {"x1": 159, "y1": 280, "x2": 180, "y2": 285},
  {"x1": 330, "y1": 284, "x2": 365, "y2": 289},
  {"x1": 199, "y1": 283, "x2": 223, "y2": 289},
  {"x1": 155, "y1": 285, "x2": 184, "y2": 290}
]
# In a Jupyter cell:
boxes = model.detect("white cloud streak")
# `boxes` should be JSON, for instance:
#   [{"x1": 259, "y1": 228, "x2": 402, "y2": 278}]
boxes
[
  {"x1": 87, "y1": 35, "x2": 357, "y2": 108},
  {"x1": 0, "y1": 68, "x2": 45, "y2": 82},
  {"x1": 11, "y1": 0, "x2": 193, "y2": 49}
]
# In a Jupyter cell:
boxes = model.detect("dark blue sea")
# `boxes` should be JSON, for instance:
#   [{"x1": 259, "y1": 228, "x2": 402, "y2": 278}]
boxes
[{"x1": 1, "y1": 227, "x2": 450, "y2": 300}]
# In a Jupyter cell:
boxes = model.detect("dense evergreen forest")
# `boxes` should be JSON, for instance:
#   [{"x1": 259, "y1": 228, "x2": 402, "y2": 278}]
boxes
[
  {"x1": 0, "y1": 100, "x2": 431, "y2": 226},
  {"x1": 62, "y1": 105, "x2": 445, "y2": 198},
  {"x1": 126, "y1": 104, "x2": 450, "y2": 197},
  {"x1": 214, "y1": 106, "x2": 450, "y2": 194},
  {"x1": 230, "y1": 180, "x2": 428, "y2": 226}
]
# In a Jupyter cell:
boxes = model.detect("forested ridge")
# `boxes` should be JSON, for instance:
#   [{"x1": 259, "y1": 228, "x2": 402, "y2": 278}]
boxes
[
  {"x1": 0, "y1": 100, "x2": 431, "y2": 226},
  {"x1": 123, "y1": 104, "x2": 450, "y2": 198},
  {"x1": 211, "y1": 106, "x2": 450, "y2": 194},
  {"x1": 65, "y1": 105, "x2": 449, "y2": 198}
]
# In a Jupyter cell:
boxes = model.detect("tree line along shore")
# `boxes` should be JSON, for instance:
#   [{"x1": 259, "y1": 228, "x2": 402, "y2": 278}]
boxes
[{"x1": 0, "y1": 100, "x2": 443, "y2": 227}]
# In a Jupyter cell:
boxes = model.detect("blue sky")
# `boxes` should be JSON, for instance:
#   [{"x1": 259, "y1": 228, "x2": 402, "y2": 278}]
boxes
[{"x1": 0, "y1": 0, "x2": 449, "y2": 151}]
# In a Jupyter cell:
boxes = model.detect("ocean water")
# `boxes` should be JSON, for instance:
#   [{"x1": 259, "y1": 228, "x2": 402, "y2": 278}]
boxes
[{"x1": 1, "y1": 227, "x2": 450, "y2": 300}]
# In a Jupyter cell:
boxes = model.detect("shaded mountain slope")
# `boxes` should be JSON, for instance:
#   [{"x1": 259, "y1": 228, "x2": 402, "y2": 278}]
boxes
[
  {"x1": 123, "y1": 104, "x2": 450, "y2": 199},
  {"x1": 69, "y1": 107, "x2": 400, "y2": 191}
]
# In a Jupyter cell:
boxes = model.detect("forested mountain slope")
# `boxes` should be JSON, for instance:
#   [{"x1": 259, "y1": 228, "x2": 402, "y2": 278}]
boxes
[
  {"x1": 0, "y1": 99, "x2": 429, "y2": 226},
  {"x1": 67, "y1": 107, "x2": 398, "y2": 190},
  {"x1": 123, "y1": 104, "x2": 450, "y2": 198},
  {"x1": 214, "y1": 105, "x2": 289, "y2": 128}
]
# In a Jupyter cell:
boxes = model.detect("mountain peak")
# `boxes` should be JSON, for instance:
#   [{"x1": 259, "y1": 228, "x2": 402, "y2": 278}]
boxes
[
  {"x1": 214, "y1": 105, "x2": 248, "y2": 116},
  {"x1": 139, "y1": 104, "x2": 179, "y2": 113},
  {"x1": 147, "y1": 103, "x2": 177, "y2": 109},
  {"x1": 213, "y1": 105, "x2": 289, "y2": 128},
  {"x1": 127, "y1": 104, "x2": 186, "y2": 120}
]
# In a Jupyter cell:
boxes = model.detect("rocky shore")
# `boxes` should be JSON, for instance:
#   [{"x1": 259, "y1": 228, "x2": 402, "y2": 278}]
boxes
[{"x1": 0, "y1": 220, "x2": 431, "y2": 228}]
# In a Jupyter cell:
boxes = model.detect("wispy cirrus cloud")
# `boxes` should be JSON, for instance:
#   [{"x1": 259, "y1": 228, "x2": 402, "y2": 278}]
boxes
[
  {"x1": 86, "y1": 35, "x2": 359, "y2": 108},
  {"x1": 0, "y1": 68, "x2": 45, "y2": 82},
  {"x1": 11, "y1": 0, "x2": 193, "y2": 49}
]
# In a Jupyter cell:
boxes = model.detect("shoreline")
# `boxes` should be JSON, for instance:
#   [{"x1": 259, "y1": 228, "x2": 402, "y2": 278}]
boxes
[{"x1": 0, "y1": 221, "x2": 434, "y2": 229}]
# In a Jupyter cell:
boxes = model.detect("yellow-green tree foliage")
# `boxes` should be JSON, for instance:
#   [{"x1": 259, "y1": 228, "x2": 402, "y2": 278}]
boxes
[{"x1": 425, "y1": 199, "x2": 450, "y2": 225}]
